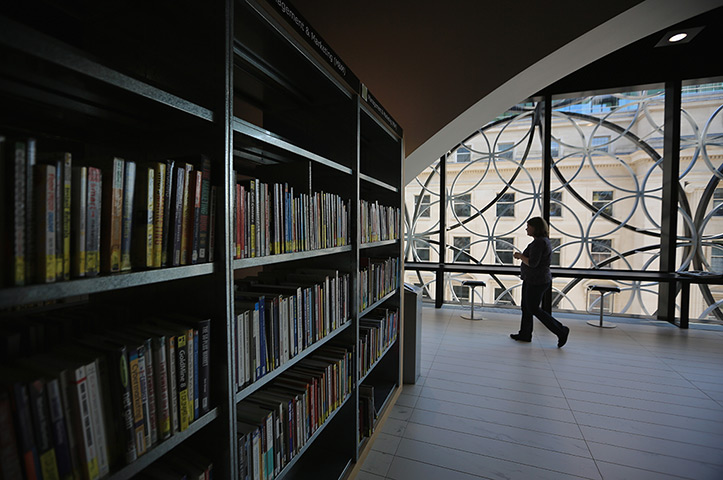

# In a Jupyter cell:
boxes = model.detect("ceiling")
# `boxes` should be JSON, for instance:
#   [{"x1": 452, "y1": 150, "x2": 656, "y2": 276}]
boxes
[{"x1": 291, "y1": 0, "x2": 723, "y2": 183}]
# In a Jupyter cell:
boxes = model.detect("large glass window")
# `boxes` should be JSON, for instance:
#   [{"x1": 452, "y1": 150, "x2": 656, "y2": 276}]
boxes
[
  {"x1": 452, "y1": 236, "x2": 472, "y2": 263},
  {"x1": 495, "y1": 237, "x2": 514, "y2": 264},
  {"x1": 550, "y1": 191, "x2": 563, "y2": 217},
  {"x1": 497, "y1": 193, "x2": 515, "y2": 217},
  {"x1": 590, "y1": 239, "x2": 612, "y2": 266},
  {"x1": 591, "y1": 135, "x2": 611, "y2": 153},
  {"x1": 497, "y1": 142, "x2": 514, "y2": 160},
  {"x1": 414, "y1": 236, "x2": 430, "y2": 261},
  {"x1": 550, "y1": 238, "x2": 561, "y2": 266},
  {"x1": 495, "y1": 287, "x2": 514, "y2": 305},
  {"x1": 592, "y1": 191, "x2": 614, "y2": 216},
  {"x1": 456, "y1": 146, "x2": 471, "y2": 163},
  {"x1": 415, "y1": 194, "x2": 430, "y2": 218},
  {"x1": 453, "y1": 194, "x2": 471, "y2": 217}
]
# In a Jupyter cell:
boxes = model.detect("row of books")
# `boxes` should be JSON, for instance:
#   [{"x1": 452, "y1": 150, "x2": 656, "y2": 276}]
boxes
[
  {"x1": 237, "y1": 345, "x2": 353, "y2": 480},
  {"x1": 0, "y1": 135, "x2": 215, "y2": 287},
  {"x1": 232, "y1": 175, "x2": 349, "y2": 259},
  {"x1": 359, "y1": 308, "x2": 399, "y2": 379},
  {"x1": 234, "y1": 269, "x2": 350, "y2": 390},
  {"x1": 0, "y1": 312, "x2": 211, "y2": 480},
  {"x1": 359, "y1": 200, "x2": 401, "y2": 244},
  {"x1": 359, "y1": 257, "x2": 400, "y2": 312}
]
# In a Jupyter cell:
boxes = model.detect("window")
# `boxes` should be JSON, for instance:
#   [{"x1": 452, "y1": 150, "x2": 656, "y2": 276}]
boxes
[
  {"x1": 414, "y1": 194, "x2": 430, "y2": 218},
  {"x1": 593, "y1": 190, "x2": 613, "y2": 216},
  {"x1": 550, "y1": 238, "x2": 561, "y2": 266},
  {"x1": 452, "y1": 236, "x2": 472, "y2": 263},
  {"x1": 453, "y1": 193, "x2": 471, "y2": 217},
  {"x1": 497, "y1": 142, "x2": 514, "y2": 160},
  {"x1": 453, "y1": 284, "x2": 469, "y2": 301},
  {"x1": 497, "y1": 193, "x2": 515, "y2": 217},
  {"x1": 495, "y1": 237, "x2": 514, "y2": 264},
  {"x1": 495, "y1": 287, "x2": 514, "y2": 305},
  {"x1": 588, "y1": 290, "x2": 613, "y2": 314},
  {"x1": 591, "y1": 135, "x2": 610, "y2": 153},
  {"x1": 456, "y1": 146, "x2": 471, "y2": 163},
  {"x1": 714, "y1": 188, "x2": 723, "y2": 216},
  {"x1": 550, "y1": 140, "x2": 560, "y2": 157},
  {"x1": 550, "y1": 191, "x2": 563, "y2": 217},
  {"x1": 712, "y1": 242, "x2": 723, "y2": 273},
  {"x1": 590, "y1": 239, "x2": 612, "y2": 266},
  {"x1": 414, "y1": 236, "x2": 430, "y2": 261}
]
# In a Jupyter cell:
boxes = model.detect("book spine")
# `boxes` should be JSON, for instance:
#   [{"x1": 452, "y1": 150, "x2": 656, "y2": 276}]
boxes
[
  {"x1": 54, "y1": 159, "x2": 62, "y2": 280},
  {"x1": 28, "y1": 380, "x2": 59, "y2": 480},
  {"x1": 112, "y1": 344, "x2": 137, "y2": 465},
  {"x1": 180, "y1": 163, "x2": 193, "y2": 265},
  {"x1": 85, "y1": 168, "x2": 102, "y2": 277},
  {"x1": 84, "y1": 361, "x2": 109, "y2": 477},
  {"x1": 55, "y1": 369, "x2": 81, "y2": 478},
  {"x1": 71, "y1": 166, "x2": 88, "y2": 277},
  {"x1": 120, "y1": 160, "x2": 136, "y2": 271},
  {"x1": 198, "y1": 156, "x2": 211, "y2": 262},
  {"x1": 135, "y1": 346, "x2": 153, "y2": 450},
  {"x1": 10, "y1": 140, "x2": 27, "y2": 286},
  {"x1": 191, "y1": 170, "x2": 202, "y2": 264},
  {"x1": 176, "y1": 333, "x2": 189, "y2": 431},
  {"x1": 166, "y1": 336, "x2": 179, "y2": 435},
  {"x1": 186, "y1": 328, "x2": 195, "y2": 423},
  {"x1": 25, "y1": 139, "x2": 37, "y2": 284},
  {"x1": 192, "y1": 328, "x2": 199, "y2": 419},
  {"x1": 208, "y1": 185, "x2": 217, "y2": 263},
  {"x1": 45, "y1": 378, "x2": 73, "y2": 479},
  {"x1": 152, "y1": 162, "x2": 166, "y2": 268},
  {"x1": 152, "y1": 337, "x2": 171, "y2": 440},
  {"x1": 101, "y1": 157, "x2": 124, "y2": 273},
  {"x1": 71, "y1": 366, "x2": 100, "y2": 480},
  {"x1": 160, "y1": 160, "x2": 174, "y2": 266},
  {"x1": 199, "y1": 319, "x2": 211, "y2": 415},
  {"x1": 133, "y1": 166, "x2": 154, "y2": 268},
  {"x1": 34, "y1": 164, "x2": 56, "y2": 283},
  {"x1": 61, "y1": 153, "x2": 72, "y2": 281},
  {"x1": 170, "y1": 167, "x2": 185, "y2": 267},
  {"x1": 141, "y1": 339, "x2": 158, "y2": 447},
  {"x1": 127, "y1": 348, "x2": 147, "y2": 456},
  {"x1": 0, "y1": 391, "x2": 23, "y2": 479}
]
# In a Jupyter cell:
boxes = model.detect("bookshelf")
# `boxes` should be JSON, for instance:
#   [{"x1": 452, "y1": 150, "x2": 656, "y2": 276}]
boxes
[{"x1": 0, "y1": 0, "x2": 403, "y2": 479}]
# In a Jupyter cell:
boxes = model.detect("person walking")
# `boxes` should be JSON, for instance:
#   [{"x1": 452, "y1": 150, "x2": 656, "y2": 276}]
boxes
[{"x1": 511, "y1": 217, "x2": 569, "y2": 347}]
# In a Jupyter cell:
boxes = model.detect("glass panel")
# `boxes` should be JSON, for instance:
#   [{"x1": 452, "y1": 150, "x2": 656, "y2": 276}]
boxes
[
  {"x1": 677, "y1": 80, "x2": 723, "y2": 323},
  {"x1": 549, "y1": 89, "x2": 666, "y2": 317},
  {"x1": 405, "y1": 159, "x2": 441, "y2": 263}
]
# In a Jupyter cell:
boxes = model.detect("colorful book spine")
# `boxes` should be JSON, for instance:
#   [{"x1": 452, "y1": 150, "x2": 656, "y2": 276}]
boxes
[
  {"x1": 166, "y1": 335, "x2": 179, "y2": 435},
  {"x1": 176, "y1": 332, "x2": 189, "y2": 431},
  {"x1": 12, "y1": 381, "x2": 41, "y2": 480},
  {"x1": 160, "y1": 160, "x2": 174, "y2": 267},
  {"x1": 198, "y1": 319, "x2": 211, "y2": 415},
  {"x1": 190, "y1": 170, "x2": 202, "y2": 264},
  {"x1": 133, "y1": 166, "x2": 154, "y2": 268},
  {"x1": 25, "y1": 139, "x2": 36, "y2": 284},
  {"x1": 120, "y1": 160, "x2": 136, "y2": 271},
  {"x1": 34, "y1": 163, "x2": 56, "y2": 283},
  {"x1": 84, "y1": 360, "x2": 109, "y2": 477},
  {"x1": 127, "y1": 347, "x2": 147, "y2": 457},
  {"x1": 26, "y1": 380, "x2": 58, "y2": 480},
  {"x1": 169, "y1": 166, "x2": 185, "y2": 267},
  {"x1": 198, "y1": 156, "x2": 211, "y2": 263},
  {"x1": 85, "y1": 167, "x2": 102, "y2": 277},
  {"x1": 180, "y1": 163, "x2": 193, "y2": 265},
  {"x1": 151, "y1": 335, "x2": 171, "y2": 440},
  {"x1": 152, "y1": 162, "x2": 166, "y2": 268},
  {"x1": 61, "y1": 153, "x2": 72, "y2": 281},
  {"x1": 101, "y1": 157, "x2": 125, "y2": 273},
  {"x1": 70, "y1": 365, "x2": 100, "y2": 480}
]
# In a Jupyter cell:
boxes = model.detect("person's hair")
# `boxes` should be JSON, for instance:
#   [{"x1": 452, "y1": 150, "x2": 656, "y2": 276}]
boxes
[{"x1": 527, "y1": 217, "x2": 549, "y2": 237}]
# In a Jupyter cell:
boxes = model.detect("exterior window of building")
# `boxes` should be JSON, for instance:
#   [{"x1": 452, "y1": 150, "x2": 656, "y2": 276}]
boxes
[
  {"x1": 714, "y1": 188, "x2": 723, "y2": 216},
  {"x1": 550, "y1": 238, "x2": 561, "y2": 266},
  {"x1": 712, "y1": 242, "x2": 723, "y2": 273},
  {"x1": 588, "y1": 290, "x2": 613, "y2": 314},
  {"x1": 497, "y1": 193, "x2": 515, "y2": 217},
  {"x1": 550, "y1": 191, "x2": 563, "y2": 217},
  {"x1": 415, "y1": 194, "x2": 430, "y2": 218},
  {"x1": 550, "y1": 140, "x2": 560, "y2": 157},
  {"x1": 453, "y1": 284, "x2": 469, "y2": 301},
  {"x1": 453, "y1": 236, "x2": 472, "y2": 263},
  {"x1": 591, "y1": 239, "x2": 612, "y2": 266},
  {"x1": 453, "y1": 194, "x2": 471, "y2": 217},
  {"x1": 592, "y1": 135, "x2": 611, "y2": 153},
  {"x1": 495, "y1": 237, "x2": 514, "y2": 264},
  {"x1": 495, "y1": 287, "x2": 514, "y2": 305},
  {"x1": 497, "y1": 142, "x2": 514, "y2": 160},
  {"x1": 456, "y1": 146, "x2": 471, "y2": 163},
  {"x1": 593, "y1": 190, "x2": 614, "y2": 216},
  {"x1": 414, "y1": 236, "x2": 430, "y2": 261}
]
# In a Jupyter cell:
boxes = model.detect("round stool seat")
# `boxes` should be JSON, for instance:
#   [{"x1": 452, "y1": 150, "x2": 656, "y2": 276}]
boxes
[
  {"x1": 587, "y1": 284, "x2": 620, "y2": 328},
  {"x1": 461, "y1": 280, "x2": 486, "y2": 320}
]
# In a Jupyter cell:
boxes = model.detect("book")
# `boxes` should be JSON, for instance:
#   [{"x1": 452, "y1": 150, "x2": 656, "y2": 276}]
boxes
[
  {"x1": 85, "y1": 167, "x2": 102, "y2": 277},
  {"x1": 0, "y1": 391, "x2": 23, "y2": 480},
  {"x1": 71, "y1": 166, "x2": 88, "y2": 277},
  {"x1": 100, "y1": 157, "x2": 125, "y2": 273},
  {"x1": 135, "y1": 325, "x2": 172, "y2": 441},
  {"x1": 198, "y1": 156, "x2": 211, "y2": 263},
  {"x1": 0, "y1": 136, "x2": 26, "y2": 287},
  {"x1": 160, "y1": 159, "x2": 174, "y2": 267},
  {"x1": 60, "y1": 153, "x2": 72, "y2": 281},
  {"x1": 164, "y1": 315, "x2": 210, "y2": 417},
  {"x1": 189, "y1": 170, "x2": 202, "y2": 265},
  {"x1": 0, "y1": 369, "x2": 41, "y2": 480},
  {"x1": 120, "y1": 160, "x2": 136, "y2": 271},
  {"x1": 24, "y1": 138, "x2": 37, "y2": 284},
  {"x1": 175, "y1": 330, "x2": 189, "y2": 431},
  {"x1": 133, "y1": 165, "x2": 155, "y2": 268},
  {"x1": 33, "y1": 163, "x2": 56, "y2": 283},
  {"x1": 26, "y1": 378, "x2": 61, "y2": 480},
  {"x1": 151, "y1": 161, "x2": 166, "y2": 268},
  {"x1": 125, "y1": 343, "x2": 149, "y2": 456},
  {"x1": 168, "y1": 166, "x2": 185, "y2": 267}
]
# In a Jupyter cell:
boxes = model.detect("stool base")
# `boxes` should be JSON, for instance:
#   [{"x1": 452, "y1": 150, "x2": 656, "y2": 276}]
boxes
[
  {"x1": 587, "y1": 319, "x2": 616, "y2": 328},
  {"x1": 461, "y1": 312, "x2": 483, "y2": 321}
]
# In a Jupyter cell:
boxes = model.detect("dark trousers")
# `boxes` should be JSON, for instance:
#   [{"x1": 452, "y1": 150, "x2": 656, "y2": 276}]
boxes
[{"x1": 519, "y1": 281, "x2": 565, "y2": 338}]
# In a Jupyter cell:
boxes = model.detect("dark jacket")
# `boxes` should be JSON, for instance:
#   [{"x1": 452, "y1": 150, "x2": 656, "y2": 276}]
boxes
[{"x1": 520, "y1": 237, "x2": 552, "y2": 285}]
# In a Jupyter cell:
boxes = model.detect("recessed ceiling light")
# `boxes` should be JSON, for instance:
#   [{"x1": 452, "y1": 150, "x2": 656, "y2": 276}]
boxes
[{"x1": 655, "y1": 26, "x2": 704, "y2": 47}]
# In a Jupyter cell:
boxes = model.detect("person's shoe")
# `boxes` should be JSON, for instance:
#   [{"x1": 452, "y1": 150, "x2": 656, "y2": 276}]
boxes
[
  {"x1": 510, "y1": 333, "x2": 531, "y2": 342},
  {"x1": 558, "y1": 326, "x2": 570, "y2": 348}
]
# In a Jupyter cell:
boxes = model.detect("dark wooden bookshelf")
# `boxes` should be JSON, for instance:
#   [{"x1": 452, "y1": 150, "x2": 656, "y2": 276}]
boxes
[{"x1": 0, "y1": 0, "x2": 403, "y2": 478}]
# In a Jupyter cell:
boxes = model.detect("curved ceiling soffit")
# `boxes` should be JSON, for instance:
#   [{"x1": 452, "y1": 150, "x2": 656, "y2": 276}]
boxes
[{"x1": 404, "y1": 0, "x2": 723, "y2": 185}]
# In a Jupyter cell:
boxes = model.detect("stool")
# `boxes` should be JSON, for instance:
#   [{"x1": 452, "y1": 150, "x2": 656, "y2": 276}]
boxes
[
  {"x1": 461, "y1": 280, "x2": 486, "y2": 320},
  {"x1": 587, "y1": 284, "x2": 620, "y2": 328}
]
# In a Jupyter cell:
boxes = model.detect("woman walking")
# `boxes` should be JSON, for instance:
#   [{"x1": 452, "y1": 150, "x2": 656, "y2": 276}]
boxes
[{"x1": 511, "y1": 217, "x2": 569, "y2": 347}]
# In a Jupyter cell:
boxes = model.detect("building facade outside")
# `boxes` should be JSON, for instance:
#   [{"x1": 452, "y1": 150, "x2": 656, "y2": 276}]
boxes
[{"x1": 405, "y1": 82, "x2": 723, "y2": 323}]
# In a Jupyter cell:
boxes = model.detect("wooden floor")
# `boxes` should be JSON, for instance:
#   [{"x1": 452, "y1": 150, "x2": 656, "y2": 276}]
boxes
[{"x1": 356, "y1": 305, "x2": 723, "y2": 480}]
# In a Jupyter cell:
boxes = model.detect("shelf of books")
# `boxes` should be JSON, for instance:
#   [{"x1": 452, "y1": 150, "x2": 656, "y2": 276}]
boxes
[{"x1": 1, "y1": 0, "x2": 403, "y2": 478}]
